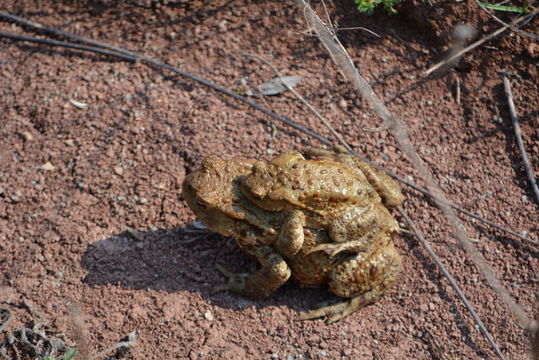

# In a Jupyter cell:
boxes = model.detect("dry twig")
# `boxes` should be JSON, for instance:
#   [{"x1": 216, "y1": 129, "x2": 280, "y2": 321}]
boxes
[
  {"x1": 424, "y1": 9, "x2": 538, "y2": 75},
  {"x1": 243, "y1": 53, "x2": 353, "y2": 153},
  {"x1": 398, "y1": 206, "x2": 505, "y2": 359},
  {"x1": 473, "y1": 0, "x2": 539, "y2": 41},
  {"x1": 503, "y1": 76, "x2": 539, "y2": 205}
]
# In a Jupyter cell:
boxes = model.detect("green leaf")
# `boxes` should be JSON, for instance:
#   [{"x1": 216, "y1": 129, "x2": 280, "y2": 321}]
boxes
[
  {"x1": 63, "y1": 348, "x2": 77, "y2": 360},
  {"x1": 478, "y1": 2, "x2": 530, "y2": 13}
]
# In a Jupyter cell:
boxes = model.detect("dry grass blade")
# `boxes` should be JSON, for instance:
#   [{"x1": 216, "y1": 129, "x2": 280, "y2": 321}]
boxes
[
  {"x1": 68, "y1": 302, "x2": 91, "y2": 360},
  {"x1": 473, "y1": 0, "x2": 539, "y2": 41},
  {"x1": 503, "y1": 76, "x2": 539, "y2": 205},
  {"x1": 243, "y1": 53, "x2": 353, "y2": 153},
  {"x1": 0, "y1": 12, "x2": 138, "y2": 57},
  {"x1": 87, "y1": 331, "x2": 137, "y2": 360},
  {"x1": 295, "y1": 0, "x2": 532, "y2": 356},
  {"x1": 425, "y1": 9, "x2": 538, "y2": 75},
  {"x1": 377, "y1": 163, "x2": 539, "y2": 246},
  {"x1": 398, "y1": 206, "x2": 505, "y2": 360}
]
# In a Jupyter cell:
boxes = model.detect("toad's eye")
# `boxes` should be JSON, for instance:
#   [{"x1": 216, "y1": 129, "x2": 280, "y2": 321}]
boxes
[{"x1": 196, "y1": 198, "x2": 207, "y2": 208}]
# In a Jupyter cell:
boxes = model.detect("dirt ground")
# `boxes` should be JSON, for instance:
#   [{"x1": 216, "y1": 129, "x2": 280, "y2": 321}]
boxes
[{"x1": 0, "y1": 0, "x2": 538, "y2": 359}]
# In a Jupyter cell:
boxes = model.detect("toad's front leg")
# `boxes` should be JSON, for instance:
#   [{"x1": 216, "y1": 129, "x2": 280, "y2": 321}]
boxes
[
  {"x1": 274, "y1": 210, "x2": 305, "y2": 258},
  {"x1": 214, "y1": 245, "x2": 291, "y2": 299}
]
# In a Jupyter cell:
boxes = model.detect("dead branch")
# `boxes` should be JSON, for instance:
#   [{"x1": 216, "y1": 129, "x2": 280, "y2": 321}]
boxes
[
  {"x1": 398, "y1": 206, "x2": 505, "y2": 359},
  {"x1": 503, "y1": 76, "x2": 539, "y2": 205}
]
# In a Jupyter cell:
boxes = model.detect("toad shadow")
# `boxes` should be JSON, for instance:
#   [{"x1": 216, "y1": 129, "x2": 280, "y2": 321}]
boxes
[{"x1": 81, "y1": 227, "x2": 334, "y2": 312}]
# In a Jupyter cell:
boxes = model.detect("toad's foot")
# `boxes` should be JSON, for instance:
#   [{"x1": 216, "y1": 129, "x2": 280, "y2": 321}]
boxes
[
  {"x1": 214, "y1": 245, "x2": 291, "y2": 298},
  {"x1": 305, "y1": 241, "x2": 369, "y2": 258},
  {"x1": 213, "y1": 264, "x2": 250, "y2": 294},
  {"x1": 296, "y1": 291, "x2": 381, "y2": 324}
]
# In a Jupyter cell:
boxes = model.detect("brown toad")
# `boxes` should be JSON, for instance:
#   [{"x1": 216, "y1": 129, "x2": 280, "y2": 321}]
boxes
[
  {"x1": 241, "y1": 146, "x2": 403, "y2": 257},
  {"x1": 182, "y1": 148, "x2": 403, "y2": 323},
  {"x1": 182, "y1": 155, "x2": 316, "y2": 299}
]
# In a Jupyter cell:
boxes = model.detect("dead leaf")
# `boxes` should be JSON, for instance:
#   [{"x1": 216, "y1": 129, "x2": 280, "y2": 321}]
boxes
[{"x1": 260, "y1": 76, "x2": 302, "y2": 96}]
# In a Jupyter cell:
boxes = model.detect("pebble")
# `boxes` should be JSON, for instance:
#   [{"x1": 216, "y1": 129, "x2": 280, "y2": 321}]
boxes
[
  {"x1": 41, "y1": 162, "x2": 55, "y2": 171},
  {"x1": 218, "y1": 20, "x2": 228, "y2": 32},
  {"x1": 203, "y1": 310, "x2": 214, "y2": 321},
  {"x1": 114, "y1": 166, "x2": 124, "y2": 176},
  {"x1": 11, "y1": 190, "x2": 22, "y2": 202},
  {"x1": 21, "y1": 131, "x2": 33, "y2": 141}
]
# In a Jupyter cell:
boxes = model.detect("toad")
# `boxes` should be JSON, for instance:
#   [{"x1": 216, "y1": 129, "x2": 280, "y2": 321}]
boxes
[
  {"x1": 182, "y1": 147, "x2": 403, "y2": 323},
  {"x1": 241, "y1": 146, "x2": 403, "y2": 257}
]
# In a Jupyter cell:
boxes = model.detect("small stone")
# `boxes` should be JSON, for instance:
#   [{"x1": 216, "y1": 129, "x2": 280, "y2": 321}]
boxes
[
  {"x1": 21, "y1": 132, "x2": 33, "y2": 141},
  {"x1": 139, "y1": 197, "x2": 148, "y2": 204},
  {"x1": 69, "y1": 99, "x2": 88, "y2": 109},
  {"x1": 217, "y1": 20, "x2": 228, "y2": 32},
  {"x1": 114, "y1": 166, "x2": 124, "y2": 176},
  {"x1": 266, "y1": 148, "x2": 274, "y2": 155},
  {"x1": 204, "y1": 310, "x2": 214, "y2": 321},
  {"x1": 41, "y1": 162, "x2": 55, "y2": 171},
  {"x1": 429, "y1": 302, "x2": 436, "y2": 311},
  {"x1": 338, "y1": 99, "x2": 347, "y2": 108},
  {"x1": 64, "y1": 139, "x2": 74, "y2": 146}
]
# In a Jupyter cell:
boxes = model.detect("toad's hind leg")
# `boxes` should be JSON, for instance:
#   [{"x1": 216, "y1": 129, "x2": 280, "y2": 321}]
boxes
[
  {"x1": 214, "y1": 245, "x2": 291, "y2": 299},
  {"x1": 298, "y1": 241, "x2": 401, "y2": 323},
  {"x1": 316, "y1": 204, "x2": 399, "y2": 257}
]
